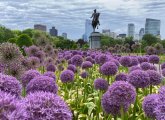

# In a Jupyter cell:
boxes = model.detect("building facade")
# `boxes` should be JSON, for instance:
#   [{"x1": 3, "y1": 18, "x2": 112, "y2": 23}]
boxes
[
  {"x1": 34, "y1": 24, "x2": 47, "y2": 32},
  {"x1": 110, "y1": 32, "x2": 117, "y2": 39},
  {"x1": 139, "y1": 28, "x2": 145, "y2": 40},
  {"x1": 49, "y1": 27, "x2": 58, "y2": 36},
  {"x1": 118, "y1": 34, "x2": 126, "y2": 38},
  {"x1": 145, "y1": 18, "x2": 160, "y2": 36},
  {"x1": 128, "y1": 23, "x2": 135, "y2": 38},
  {"x1": 84, "y1": 19, "x2": 93, "y2": 41},
  {"x1": 62, "y1": 33, "x2": 67, "y2": 39},
  {"x1": 102, "y1": 29, "x2": 110, "y2": 36}
]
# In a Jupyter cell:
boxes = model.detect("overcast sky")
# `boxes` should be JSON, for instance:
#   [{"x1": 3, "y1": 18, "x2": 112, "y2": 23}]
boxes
[{"x1": 0, "y1": 0, "x2": 165, "y2": 40}]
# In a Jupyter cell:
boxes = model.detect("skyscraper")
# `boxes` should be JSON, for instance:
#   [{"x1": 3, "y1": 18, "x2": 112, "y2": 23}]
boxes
[
  {"x1": 102, "y1": 29, "x2": 110, "y2": 36},
  {"x1": 84, "y1": 19, "x2": 93, "y2": 41},
  {"x1": 49, "y1": 27, "x2": 58, "y2": 36},
  {"x1": 62, "y1": 33, "x2": 67, "y2": 39},
  {"x1": 145, "y1": 18, "x2": 160, "y2": 36},
  {"x1": 128, "y1": 23, "x2": 135, "y2": 38},
  {"x1": 34, "y1": 24, "x2": 47, "y2": 32},
  {"x1": 139, "y1": 28, "x2": 145, "y2": 40}
]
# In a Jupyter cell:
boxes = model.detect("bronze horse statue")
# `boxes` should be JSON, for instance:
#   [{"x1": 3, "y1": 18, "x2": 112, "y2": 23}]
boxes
[{"x1": 91, "y1": 9, "x2": 100, "y2": 32}]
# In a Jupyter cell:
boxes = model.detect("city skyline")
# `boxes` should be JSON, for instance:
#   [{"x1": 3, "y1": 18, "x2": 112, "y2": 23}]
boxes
[{"x1": 0, "y1": 0, "x2": 165, "y2": 40}]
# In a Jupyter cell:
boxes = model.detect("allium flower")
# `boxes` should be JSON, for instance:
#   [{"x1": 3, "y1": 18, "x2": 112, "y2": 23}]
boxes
[
  {"x1": 0, "y1": 91, "x2": 27, "y2": 120},
  {"x1": 115, "y1": 73, "x2": 128, "y2": 81},
  {"x1": 85, "y1": 56, "x2": 93, "y2": 63},
  {"x1": 27, "y1": 56, "x2": 40, "y2": 69},
  {"x1": 24, "y1": 91, "x2": 72, "y2": 120},
  {"x1": 162, "y1": 69, "x2": 165, "y2": 77},
  {"x1": 43, "y1": 71, "x2": 56, "y2": 80},
  {"x1": 71, "y1": 55, "x2": 83, "y2": 66},
  {"x1": 81, "y1": 61, "x2": 93, "y2": 69},
  {"x1": 0, "y1": 73, "x2": 22, "y2": 97},
  {"x1": 26, "y1": 76, "x2": 58, "y2": 94},
  {"x1": 149, "y1": 55, "x2": 160, "y2": 64},
  {"x1": 130, "y1": 57, "x2": 139, "y2": 66},
  {"x1": 44, "y1": 44, "x2": 53, "y2": 54},
  {"x1": 60, "y1": 70, "x2": 74, "y2": 83},
  {"x1": 67, "y1": 64, "x2": 77, "y2": 73},
  {"x1": 21, "y1": 69, "x2": 41, "y2": 87},
  {"x1": 161, "y1": 63, "x2": 165, "y2": 70},
  {"x1": 44, "y1": 57, "x2": 54, "y2": 66},
  {"x1": 94, "y1": 78, "x2": 109, "y2": 91},
  {"x1": 100, "y1": 62, "x2": 118, "y2": 76},
  {"x1": 127, "y1": 70, "x2": 150, "y2": 88},
  {"x1": 158, "y1": 86, "x2": 165, "y2": 96},
  {"x1": 138, "y1": 56, "x2": 148, "y2": 63},
  {"x1": 142, "y1": 94, "x2": 159, "y2": 118},
  {"x1": 25, "y1": 45, "x2": 39, "y2": 56},
  {"x1": 0, "y1": 63, "x2": 5, "y2": 73},
  {"x1": 119, "y1": 56, "x2": 131, "y2": 67},
  {"x1": 129, "y1": 66, "x2": 142, "y2": 73},
  {"x1": 46, "y1": 64, "x2": 56, "y2": 72},
  {"x1": 147, "y1": 70, "x2": 162, "y2": 85},
  {"x1": 110, "y1": 59, "x2": 120, "y2": 67},
  {"x1": 80, "y1": 71, "x2": 88, "y2": 78},
  {"x1": 98, "y1": 54, "x2": 109, "y2": 65},
  {"x1": 140, "y1": 62, "x2": 151, "y2": 71},
  {"x1": 154, "y1": 104, "x2": 165, "y2": 120},
  {"x1": 150, "y1": 64, "x2": 157, "y2": 71}
]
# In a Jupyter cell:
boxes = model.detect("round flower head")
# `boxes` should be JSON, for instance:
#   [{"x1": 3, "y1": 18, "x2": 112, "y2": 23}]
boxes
[
  {"x1": 130, "y1": 57, "x2": 139, "y2": 67},
  {"x1": 46, "y1": 64, "x2": 56, "y2": 72},
  {"x1": 67, "y1": 64, "x2": 77, "y2": 73},
  {"x1": 60, "y1": 70, "x2": 74, "y2": 83},
  {"x1": 25, "y1": 45, "x2": 39, "y2": 56},
  {"x1": 0, "y1": 91, "x2": 27, "y2": 120},
  {"x1": 119, "y1": 56, "x2": 131, "y2": 67},
  {"x1": 110, "y1": 59, "x2": 120, "y2": 67},
  {"x1": 21, "y1": 69, "x2": 41, "y2": 87},
  {"x1": 94, "y1": 78, "x2": 109, "y2": 91},
  {"x1": 158, "y1": 86, "x2": 165, "y2": 96},
  {"x1": 115, "y1": 73, "x2": 128, "y2": 81},
  {"x1": 98, "y1": 54, "x2": 109, "y2": 65},
  {"x1": 149, "y1": 55, "x2": 160, "y2": 64},
  {"x1": 142, "y1": 94, "x2": 159, "y2": 119},
  {"x1": 154, "y1": 103, "x2": 165, "y2": 120},
  {"x1": 129, "y1": 66, "x2": 142, "y2": 73},
  {"x1": 0, "y1": 64, "x2": 4, "y2": 73},
  {"x1": 0, "y1": 73, "x2": 22, "y2": 97},
  {"x1": 27, "y1": 56, "x2": 40, "y2": 69},
  {"x1": 85, "y1": 56, "x2": 93, "y2": 63},
  {"x1": 161, "y1": 63, "x2": 165, "y2": 70},
  {"x1": 127, "y1": 70, "x2": 150, "y2": 88},
  {"x1": 24, "y1": 91, "x2": 72, "y2": 120},
  {"x1": 147, "y1": 70, "x2": 162, "y2": 85},
  {"x1": 43, "y1": 71, "x2": 56, "y2": 80},
  {"x1": 100, "y1": 62, "x2": 118, "y2": 76},
  {"x1": 162, "y1": 69, "x2": 165, "y2": 77},
  {"x1": 80, "y1": 71, "x2": 88, "y2": 79},
  {"x1": 150, "y1": 64, "x2": 157, "y2": 71},
  {"x1": 71, "y1": 55, "x2": 83, "y2": 66},
  {"x1": 26, "y1": 76, "x2": 58, "y2": 94},
  {"x1": 140, "y1": 62, "x2": 151, "y2": 71},
  {"x1": 81, "y1": 61, "x2": 93, "y2": 69}
]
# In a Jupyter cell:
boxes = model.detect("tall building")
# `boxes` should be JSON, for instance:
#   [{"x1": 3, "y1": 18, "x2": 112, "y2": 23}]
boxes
[
  {"x1": 84, "y1": 19, "x2": 93, "y2": 41},
  {"x1": 49, "y1": 27, "x2": 58, "y2": 36},
  {"x1": 34, "y1": 24, "x2": 47, "y2": 32},
  {"x1": 128, "y1": 23, "x2": 135, "y2": 38},
  {"x1": 62, "y1": 33, "x2": 67, "y2": 39},
  {"x1": 110, "y1": 32, "x2": 117, "y2": 39},
  {"x1": 145, "y1": 18, "x2": 160, "y2": 36},
  {"x1": 118, "y1": 34, "x2": 126, "y2": 38},
  {"x1": 139, "y1": 28, "x2": 145, "y2": 40},
  {"x1": 102, "y1": 29, "x2": 110, "y2": 36}
]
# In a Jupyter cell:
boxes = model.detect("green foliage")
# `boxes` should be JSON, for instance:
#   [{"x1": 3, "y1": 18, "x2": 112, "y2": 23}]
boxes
[
  {"x1": 8, "y1": 38, "x2": 17, "y2": 43},
  {"x1": 142, "y1": 34, "x2": 159, "y2": 46},
  {"x1": 16, "y1": 34, "x2": 33, "y2": 48},
  {"x1": 161, "y1": 40, "x2": 165, "y2": 48},
  {"x1": 22, "y1": 29, "x2": 34, "y2": 38}
]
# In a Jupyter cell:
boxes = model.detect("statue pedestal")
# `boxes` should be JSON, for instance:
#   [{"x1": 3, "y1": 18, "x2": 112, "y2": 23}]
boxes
[{"x1": 89, "y1": 32, "x2": 101, "y2": 49}]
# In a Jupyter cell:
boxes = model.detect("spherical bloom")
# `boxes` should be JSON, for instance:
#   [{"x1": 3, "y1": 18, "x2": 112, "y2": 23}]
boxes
[
  {"x1": 43, "y1": 71, "x2": 56, "y2": 80},
  {"x1": 94, "y1": 78, "x2": 109, "y2": 91},
  {"x1": 0, "y1": 91, "x2": 27, "y2": 120},
  {"x1": 130, "y1": 57, "x2": 139, "y2": 66},
  {"x1": 46, "y1": 64, "x2": 56, "y2": 72},
  {"x1": 60, "y1": 70, "x2": 74, "y2": 83},
  {"x1": 98, "y1": 54, "x2": 109, "y2": 65},
  {"x1": 138, "y1": 56, "x2": 148, "y2": 63},
  {"x1": 25, "y1": 45, "x2": 39, "y2": 56},
  {"x1": 147, "y1": 70, "x2": 162, "y2": 85},
  {"x1": 154, "y1": 104, "x2": 165, "y2": 120},
  {"x1": 115, "y1": 73, "x2": 128, "y2": 81},
  {"x1": 140, "y1": 62, "x2": 151, "y2": 71},
  {"x1": 24, "y1": 91, "x2": 72, "y2": 120},
  {"x1": 67, "y1": 64, "x2": 77, "y2": 73},
  {"x1": 81, "y1": 61, "x2": 93, "y2": 69},
  {"x1": 0, "y1": 73, "x2": 22, "y2": 97},
  {"x1": 127, "y1": 70, "x2": 150, "y2": 88},
  {"x1": 27, "y1": 56, "x2": 40, "y2": 69},
  {"x1": 71, "y1": 55, "x2": 83, "y2": 66},
  {"x1": 142, "y1": 94, "x2": 159, "y2": 118},
  {"x1": 129, "y1": 66, "x2": 142, "y2": 73},
  {"x1": 150, "y1": 64, "x2": 157, "y2": 71},
  {"x1": 119, "y1": 56, "x2": 131, "y2": 67},
  {"x1": 162, "y1": 69, "x2": 165, "y2": 77},
  {"x1": 0, "y1": 63, "x2": 5, "y2": 73},
  {"x1": 21, "y1": 69, "x2": 41, "y2": 87},
  {"x1": 149, "y1": 55, "x2": 160, "y2": 64},
  {"x1": 85, "y1": 56, "x2": 93, "y2": 63},
  {"x1": 161, "y1": 63, "x2": 165, "y2": 70},
  {"x1": 158, "y1": 86, "x2": 165, "y2": 96},
  {"x1": 100, "y1": 62, "x2": 118, "y2": 76},
  {"x1": 80, "y1": 71, "x2": 88, "y2": 78},
  {"x1": 26, "y1": 76, "x2": 58, "y2": 94},
  {"x1": 110, "y1": 59, "x2": 120, "y2": 67}
]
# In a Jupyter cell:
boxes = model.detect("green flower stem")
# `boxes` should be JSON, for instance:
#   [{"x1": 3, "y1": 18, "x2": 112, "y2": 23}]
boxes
[
  {"x1": 150, "y1": 85, "x2": 152, "y2": 94},
  {"x1": 133, "y1": 88, "x2": 138, "y2": 119},
  {"x1": 22, "y1": 87, "x2": 26, "y2": 97}
]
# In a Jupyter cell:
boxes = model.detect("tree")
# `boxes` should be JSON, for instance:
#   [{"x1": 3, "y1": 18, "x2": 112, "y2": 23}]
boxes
[
  {"x1": 8, "y1": 38, "x2": 17, "y2": 43},
  {"x1": 16, "y1": 34, "x2": 33, "y2": 48},
  {"x1": 142, "y1": 34, "x2": 159, "y2": 46},
  {"x1": 0, "y1": 26, "x2": 14, "y2": 43},
  {"x1": 22, "y1": 29, "x2": 34, "y2": 38}
]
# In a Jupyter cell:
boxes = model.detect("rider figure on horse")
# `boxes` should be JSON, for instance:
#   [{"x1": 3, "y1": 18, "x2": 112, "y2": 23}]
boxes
[{"x1": 90, "y1": 9, "x2": 100, "y2": 32}]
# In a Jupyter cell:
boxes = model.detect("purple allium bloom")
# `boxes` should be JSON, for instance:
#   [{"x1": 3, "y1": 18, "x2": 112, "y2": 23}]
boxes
[
  {"x1": 100, "y1": 62, "x2": 118, "y2": 76},
  {"x1": 158, "y1": 86, "x2": 165, "y2": 96},
  {"x1": 43, "y1": 71, "x2": 56, "y2": 80},
  {"x1": 119, "y1": 56, "x2": 131, "y2": 67},
  {"x1": 149, "y1": 55, "x2": 160, "y2": 64},
  {"x1": 0, "y1": 91, "x2": 27, "y2": 120},
  {"x1": 150, "y1": 64, "x2": 157, "y2": 71},
  {"x1": 24, "y1": 91, "x2": 72, "y2": 120},
  {"x1": 110, "y1": 59, "x2": 120, "y2": 67},
  {"x1": 46, "y1": 64, "x2": 56, "y2": 72},
  {"x1": 115, "y1": 73, "x2": 128, "y2": 81},
  {"x1": 67, "y1": 64, "x2": 77, "y2": 73},
  {"x1": 60, "y1": 70, "x2": 74, "y2": 83},
  {"x1": 94, "y1": 78, "x2": 109, "y2": 91},
  {"x1": 154, "y1": 104, "x2": 165, "y2": 120},
  {"x1": 81, "y1": 61, "x2": 93, "y2": 69},
  {"x1": 129, "y1": 66, "x2": 142, "y2": 73},
  {"x1": 162, "y1": 69, "x2": 165, "y2": 77},
  {"x1": 26, "y1": 76, "x2": 58, "y2": 94},
  {"x1": 147, "y1": 70, "x2": 162, "y2": 85},
  {"x1": 85, "y1": 56, "x2": 93, "y2": 63},
  {"x1": 98, "y1": 54, "x2": 109, "y2": 65},
  {"x1": 127, "y1": 70, "x2": 150, "y2": 88},
  {"x1": 0, "y1": 63, "x2": 5, "y2": 73},
  {"x1": 130, "y1": 57, "x2": 139, "y2": 66},
  {"x1": 80, "y1": 71, "x2": 88, "y2": 78},
  {"x1": 21, "y1": 69, "x2": 41, "y2": 87},
  {"x1": 71, "y1": 55, "x2": 83, "y2": 66},
  {"x1": 140, "y1": 62, "x2": 151, "y2": 71},
  {"x1": 0, "y1": 73, "x2": 22, "y2": 97},
  {"x1": 161, "y1": 63, "x2": 165, "y2": 70},
  {"x1": 25, "y1": 45, "x2": 39, "y2": 56},
  {"x1": 142, "y1": 94, "x2": 159, "y2": 118},
  {"x1": 27, "y1": 56, "x2": 40, "y2": 69},
  {"x1": 138, "y1": 56, "x2": 149, "y2": 63}
]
